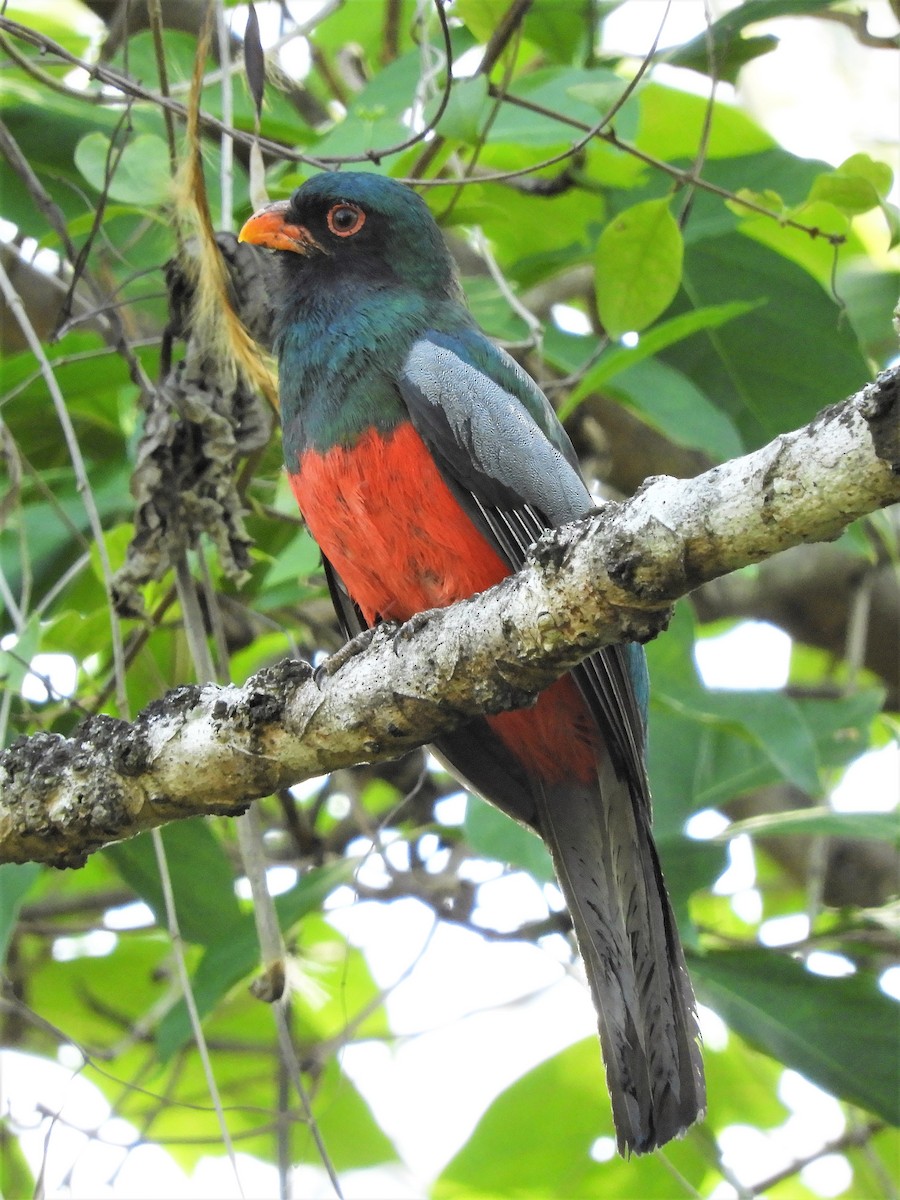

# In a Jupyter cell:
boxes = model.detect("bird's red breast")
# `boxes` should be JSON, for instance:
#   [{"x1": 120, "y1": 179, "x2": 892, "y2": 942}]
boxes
[{"x1": 289, "y1": 422, "x2": 599, "y2": 786}]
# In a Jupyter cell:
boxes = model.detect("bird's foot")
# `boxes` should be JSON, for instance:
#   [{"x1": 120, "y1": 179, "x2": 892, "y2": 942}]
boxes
[
  {"x1": 314, "y1": 622, "x2": 399, "y2": 687},
  {"x1": 394, "y1": 609, "x2": 433, "y2": 649}
]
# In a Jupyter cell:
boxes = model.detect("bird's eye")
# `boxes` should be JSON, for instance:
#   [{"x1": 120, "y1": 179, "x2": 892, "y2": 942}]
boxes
[{"x1": 326, "y1": 203, "x2": 366, "y2": 237}]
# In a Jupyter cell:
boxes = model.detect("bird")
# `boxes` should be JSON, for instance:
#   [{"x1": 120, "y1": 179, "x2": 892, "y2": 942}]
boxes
[{"x1": 239, "y1": 171, "x2": 705, "y2": 1155}]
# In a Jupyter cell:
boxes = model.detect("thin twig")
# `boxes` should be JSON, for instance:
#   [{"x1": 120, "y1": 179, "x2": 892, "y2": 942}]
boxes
[
  {"x1": 146, "y1": 0, "x2": 179, "y2": 177},
  {"x1": 151, "y1": 824, "x2": 247, "y2": 1198},
  {"x1": 0, "y1": 257, "x2": 129, "y2": 716},
  {"x1": 812, "y1": 8, "x2": 899, "y2": 49},
  {"x1": 477, "y1": 0, "x2": 533, "y2": 75},
  {"x1": 0, "y1": 12, "x2": 850, "y2": 247},
  {"x1": 0, "y1": 117, "x2": 154, "y2": 394},
  {"x1": 0, "y1": 28, "x2": 107, "y2": 103},
  {"x1": 750, "y1": 1122, "x2": 886, "y2": 1195},
  {"x1": 677, "y1": 0, "x2": 717, "y2": 231},
  {"x1": 273, "y1": 1002, "x2": 345, "y2": 1200},
  {"x1": 216, "y1": 0, "x2": 234, "y2": 231},
  {"x1": 464, "y1": 87, "x2": 847, "y2": 247}
]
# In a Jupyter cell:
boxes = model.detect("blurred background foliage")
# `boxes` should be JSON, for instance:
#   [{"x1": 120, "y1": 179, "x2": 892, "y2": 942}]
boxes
[{"x1": 0, "y1": 0, "x2": 898, "y2": 1196}]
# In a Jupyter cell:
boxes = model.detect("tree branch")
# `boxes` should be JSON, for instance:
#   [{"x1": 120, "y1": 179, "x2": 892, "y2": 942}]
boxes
[{"x1": 2, "y1": 370, "x2": 898, "y2": 867}]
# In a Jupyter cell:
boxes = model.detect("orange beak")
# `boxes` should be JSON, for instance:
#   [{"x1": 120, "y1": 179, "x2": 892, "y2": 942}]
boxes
[{"x1": 238, "y1": 201, "x2": 321, "y2": 254}]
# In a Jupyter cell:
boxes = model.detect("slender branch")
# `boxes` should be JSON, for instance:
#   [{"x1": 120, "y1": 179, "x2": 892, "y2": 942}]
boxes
[
  {"x1": 811, "y1": 8, "x2": 899, "y2": 50},
  {"x1": 0, "y1": 117, "x2": 154, "y2": 395},
  {"x1": 1, "y1": 370, "x2": 898, "y2": 868},
  {"x1": 0, "y1": 9, "x2": 453, "y2": 169},
  {"x1": 147, "y1": 0, "x2": 179, "y2": 177},
  {"x1": 0, "y1": 13, "x2": 852, "y2": 246},
  {"x1": 0, "y1": 255, "x2": 129, "y2": 716},
  {"x1": 0, "y1": 14, "x2": 330, "y2": 168},
  {"x1": 465, "y1": 87, "x2": 845, "y2": 246},
  {"x1": 477, "y1": 0, "x2": 533, "y2": 76},
  {"x1": 749, "y1": 1122, "x2": 887, "y2": 1195}
]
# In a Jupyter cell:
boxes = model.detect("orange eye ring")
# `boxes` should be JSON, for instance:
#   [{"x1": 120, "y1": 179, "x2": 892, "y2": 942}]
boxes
[{"x1": 326, "y1": 203, "x2": 366, "y2": 237}]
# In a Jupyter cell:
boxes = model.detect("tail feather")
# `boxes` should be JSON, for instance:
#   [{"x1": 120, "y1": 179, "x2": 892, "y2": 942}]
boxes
[{"x1": 535, "y1": 753, "x2": 705, "y2": 1154}]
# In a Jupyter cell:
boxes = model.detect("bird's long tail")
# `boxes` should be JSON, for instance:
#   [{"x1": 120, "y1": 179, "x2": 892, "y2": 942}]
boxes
[{"x1": 535, "y1": 753, "x2": 705, "y2": 1155}]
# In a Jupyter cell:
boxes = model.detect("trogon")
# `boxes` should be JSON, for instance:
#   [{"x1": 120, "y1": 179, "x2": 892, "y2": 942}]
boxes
[{"x1": 239, "y1": 172, "x2": 705, "y2": 1155}]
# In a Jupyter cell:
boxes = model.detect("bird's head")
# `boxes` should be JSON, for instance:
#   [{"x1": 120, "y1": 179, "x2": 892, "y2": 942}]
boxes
[{"x1": 239, "y1": 172, "x2": 457, "y2": 299}]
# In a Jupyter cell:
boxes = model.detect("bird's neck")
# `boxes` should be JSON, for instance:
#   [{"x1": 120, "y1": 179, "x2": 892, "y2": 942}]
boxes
[{"x1": 276, "y1": 274, "x2": 461, "y2": 461}]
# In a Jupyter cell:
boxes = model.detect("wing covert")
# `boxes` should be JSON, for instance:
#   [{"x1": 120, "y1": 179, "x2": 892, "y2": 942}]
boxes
[
  {"x1": 398, "y1": 330, "x2": 651, "y2": 802},
  {"x1": 400, "y1": 332, "x2": 589, "y2": 526}
]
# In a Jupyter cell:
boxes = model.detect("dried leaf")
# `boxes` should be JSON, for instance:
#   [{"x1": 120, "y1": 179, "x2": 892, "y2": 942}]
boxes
[
  {"x1": 244, "y1": 3, "x2": 266, "y2": 120},
  {"x1": 111, "y1": 236, "x2": 276, "y2": 617}
]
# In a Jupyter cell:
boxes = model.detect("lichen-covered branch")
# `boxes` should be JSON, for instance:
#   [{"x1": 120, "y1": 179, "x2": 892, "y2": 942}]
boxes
[{"x1": 2, "y1": 370, "x2": 898, "y2": 867}]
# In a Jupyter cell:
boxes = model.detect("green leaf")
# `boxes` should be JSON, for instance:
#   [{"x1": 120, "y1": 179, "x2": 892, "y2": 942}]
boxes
[
  {"x1": 0, "y1": 1120, "x2": 36, "y2": 1198},
  {"x1": 839, "y1": 266, "x2": 900, "y2": 365},
  {"x1": 566, "y1": 80, "x2": 629, "y2": 115},
  {"x1": 465, "y1": 794, "x2": 554, "y2": 882},
  {"x1": 560, "y1": 299, "x2": 760, "y2": 417},
  {"x1": 703, "y1": 1027, "x2": 791, "y2": 1127},
  {"x1": 74, "y1": 132, "x2": 172, "y2": 205},
  {"x1": 105, "y1": 819, "x2": 242, "y2": 946},
  {"x1": 791, "y1": 690, "x2": 884, "y2": 771},
  {"x1": 489, "y1": 67, "x2": 639, "y2": 147},
  {"x1": 595, "y1": 198, "x2": 684, "y2": 337},
  {"x1": 63, "y1": 935, "x2": 395, "y2": 1173},
  {"x1": 0, "y1": 79, "x2": 150, "y2": 234},
  {"x1": 65, "y1": 202, "x2": 170, "y2": 238},
  {"x1": 841, "y1": 153, "x2": 893, "y2": 197},
  {"x1": 666, "y1": 0, "x2": 836, "y2": 83},
  {"x1": 314, "y1": 53, "x2": 420, "y2": 159},
  {"x1": 262, "y1": 528, "x2": 323, "y2": 587},
  {"x1": 662, "y1": 232, "x2": 870, "y2": 448},
  {"x1": 692, "y1": 948, "x2": 900, "y2": 1124},
  {"x1": 0, "y1": 863, "x2": 41, "y2": 962},
  {"x1": 463, "y1": 276, "x2": 533, "y2": 343},
  {"x1": 808, "y1": 172, "x2": 883, "y2": 217},
  {"x1": 156, "y1": 858, "x2": 358, "y2": 1060},
  {"x1": 288, "y1": 1056, "x2": 397, "y2": 1169},
  {"x1": 455, "y1": 0, "x2": 513, "y2": 44},
  {"x1": 805, "y1": 154, "x2": 896, "y2": 247},
  {"x1": 725, "y1": 187, "x2": 785, "y2": 218},
  {"x1": 445, "y1": 179, "x2": 603, "y2": 291},
  {"x1": 845, "y1": 1127, "x2": 900, "y2": 1200},
  {"x1": 879, "y1": 198, "x2": 900, "y2": 250},
  {"x1": 739, "y1": 199, "x2": 850, "y2": 287},
  {"x1": 439, "y1": 75, "x2": 490, "y2": 144},
  {"x1": 310, "y1": 0, "x2": 417, "y2": 62},
  {"x1": 292, "y1": 913, "x2": 390, "y2": 1041},
  {"x1": 654, "y1": 836, "x2": 726, "y2": 947},
  {"x1": 669, "y1": 33, "x2": 777, "y2": 83},
  {"x1": 709, "y1": 691, "x2": 822, "y2": 796},
  {"x1": 3, "y1": 0, "x2": 101, "y2": 57},
  {"x1": 827, "y1": 153, "x2": 893, "y2": 200},
  {"x1": 646, "y1": 605, "x2": 882, "y2": 815},
  {"x1": 522, "y1": 0, "x2": 591, "y2": 64},
  {"x1": 29, "y1": 931, "x2": 171, "y2": 1052},
  {"x1": 654, "y1": 687, "x2": 882, "y2": 811},
  {"x1": 636, "y1": 82, "x2": 774, "y2": 162},
  {"x1": 436, "y1": 1039, "x2": 709, "y2": 1198},
  {"x1": 721, "y1": 808, "x2": 900, "y2": 843},
  {"x1": 435, "y1": 1040, "x2": 613, "y2": 1198},
  {"x1": 603, "y1": 358, "x2": 744, "y2": 461},
  {"x1": 0, "y1": 612, "x2": 41, "y2": 694}
]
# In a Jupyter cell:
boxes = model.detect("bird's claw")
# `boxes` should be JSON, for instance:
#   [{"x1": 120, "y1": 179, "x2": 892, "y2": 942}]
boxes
[
  {"x1": 314, "y1": 623, "x2": 399, "y2": 688},
  {"x1": 394, "y1": 610, "x2": 432, "y2": 650}
]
